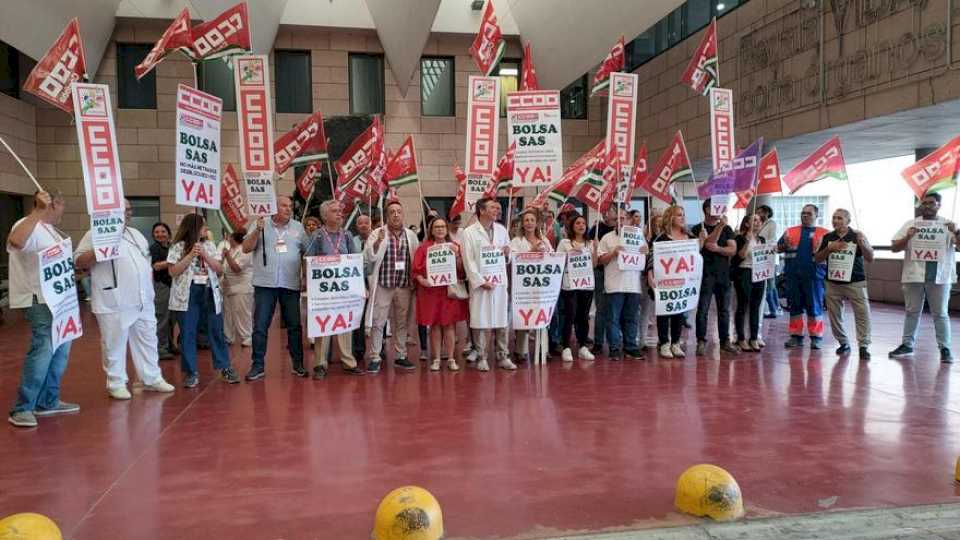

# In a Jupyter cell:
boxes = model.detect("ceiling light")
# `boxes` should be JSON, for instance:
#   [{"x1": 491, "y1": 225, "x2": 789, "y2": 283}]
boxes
[{"x1": 717, "y1": 3, "x2": 726, "y2": 10}]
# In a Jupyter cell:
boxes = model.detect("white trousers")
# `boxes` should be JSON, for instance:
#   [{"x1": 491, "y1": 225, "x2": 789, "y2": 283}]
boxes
[{"x1": 95, "y1": 306, "x2": 163, "y2": 390}]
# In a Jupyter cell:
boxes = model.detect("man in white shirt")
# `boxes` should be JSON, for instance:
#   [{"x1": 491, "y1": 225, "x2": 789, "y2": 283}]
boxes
[
  {"x1": 889, "y1": 192, "x2": 959, "y2": 363},
  {"x1": 596, "y1": 207, "x2": 645, "y2": 361},
  {"x1": 6, "y1": 191, "x2": 79, "y2": 428},
  {"x1": 75, "y1": 199, "x2": 175, "y2": 400},
  {"x1": 461, "y1": 198, "x2": 516, "y2": 371}
]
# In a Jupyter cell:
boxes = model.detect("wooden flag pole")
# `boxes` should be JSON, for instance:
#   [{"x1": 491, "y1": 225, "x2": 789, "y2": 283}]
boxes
[
  {"x1": 300, "y1": 185, "x2": 315, "y2": 222},
  {"x1": 0, "y1": 135, "x2": 43, "y2": 191}
]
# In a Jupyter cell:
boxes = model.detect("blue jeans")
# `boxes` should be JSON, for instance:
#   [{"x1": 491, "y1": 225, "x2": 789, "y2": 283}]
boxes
[
  {"x1": 176, "y1": 284, "x2": 230, "y2": 375},
  {"x1": 606, "y1": 292, "x2": 640, "y2": 352},
  {"x1": 11, "y1": 300, "x2": 72, "y2": 414},
  {"x1": 252, "y1": 286, "x2": 303, "y2": 369},
  {"x1": 764, "y1": 276, "x2": 780, "y2": 315},
  {"x1": 548, "y1": 297, "x2": 563, "y2": 347},
  {"x1": 902, "y1": 281, "x2": 952, "y2": 350},
  {"x1": 592, "y1": 269, "x2": 607, "y2": 346}
]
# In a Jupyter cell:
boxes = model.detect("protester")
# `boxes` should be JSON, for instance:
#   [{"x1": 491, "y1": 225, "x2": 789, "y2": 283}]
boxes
[
  {"x1": 596, "y1": 207, "x2": 645, "y2": 361},
  {"x1": 365, "y1": 200, "x2": 420, "y2": 372},
  {"x1": 629, "y1": 210, "x2": 642, "y2": 227},
  {"x1": 691, "y1": 199, "x2": 739, "y2": 355},
  {"x1": 509, "y1": 208, "x2": 553, "y2": 364},
  {"x1": 889, "y1": 193, "x2": 957, "y2": 363},
  {"x1": 757, "y1": 205, "x2": 781, "y2": 319},
  {"x1": 777, "y1": 204, "x2": 829, "y2": 349},
  {"x1": 556, "y1": 214, "x2": 596, "y2": 362},
  {"x1": 242, "y1": 195, "x2": 308, "y2": 380},
  {"x1": 7, "y1": 191, "x2": 78, "y2": 427},
  {"x1": 150, "y1": 222, "x2": 175, "y2": 359},
  {"x1": 462, "y1": 198, "x2": 515, "y2": 371},
  {"x1": 587, "y1": 206, "x2": 619, "y2": 355},
  {"x1": 647, "y1": 205, "x2": 698, "y2": 359},
  {"x1": 351, "y1": 212, "x2": 373, "y2": 362},
  {"x1": 731, "y1": 214, "x2": 766, "y2": 352},
  {"x1": 303, "y1": 216, "x2": 320, "y2": 237},
  {"x1": 167, "y1": 214, "x2": 240, "y2": 387},
  {"x1": 815, "y1": 208, "x2": 873, "y2": 359},
  {"x1": 221, "y1": 230, "x2": 253, "y2": 348}
]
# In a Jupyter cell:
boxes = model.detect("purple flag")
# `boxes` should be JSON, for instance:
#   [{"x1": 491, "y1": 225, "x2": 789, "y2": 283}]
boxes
[{"x1": 698, "y1": 138, "x2": 764, "y2": 199}]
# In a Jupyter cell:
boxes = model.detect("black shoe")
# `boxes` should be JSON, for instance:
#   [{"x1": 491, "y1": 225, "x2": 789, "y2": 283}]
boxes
[
  {"x1": 859, "y1": 347, "x2": 871, "y2": 360},
  {"x1": 591, "y1": 344, "x2": 605, "y2": 355},
  {"x1": 549, "y1": 344, "x2": 562, "y2": 356},
  {"x1": 888, "y1": 344, "x2": 914, "y2": 359},
  {"x1": 366, "y1": 360, "x2": 381, "y2": 374},
  {"x1": 183, "y1": 374, "x2": 199, "y2": 388},
  {"x1": 763, "y1": 313, "x2": 777, "y2": 319},
  {"x1": 291, "y1": 365, "x2": 308, "y2": 378},
  {"x1": 810, "y1": 337, "x2": 822, "y2": 350},
  {"x1": 836, "y1": 343, "x2": 851, "y2": 355},
  {"x1": 513, "y1": 352, "x2": 528, "y2": 364},
  {"x1": 343, "y1": 365, "x2": 365, "y2": 376},
  {"x1": 312, "y1": 365, "x2": 328, "y2": 379},
  {"x1": 607, "y1": 349, "x2": 622, "y2": 361},
  {"x1": 394, "y1": 357, "x2": 416, "y2": 370},
  {"x1": 941, "y1": 348, "x2": 954, "y2": 364},
  {"x1": 784, "y1": 336, "x2": 803, "y2": 349},
  {"x1": 624, "y1": 349, "x2": 644, "y2": 360},
  {"x1": 244, "y1": 366, "x2": 265, "y2": 382},
  {"x1": 219, "y1": 368, "x2": 241, "y2": 384}
]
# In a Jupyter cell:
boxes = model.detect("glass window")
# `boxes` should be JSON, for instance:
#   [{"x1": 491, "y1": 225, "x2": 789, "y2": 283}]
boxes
[
  {"x1": 127, "y1": 197, "x2": 161, "y2": 241},
  {"x1": 768, "y1": 196, "x2": 829, "y2": 229},
  {"x1": 197, "y1": 58, "x2": 236, "y2": 112},
  {"x1": 654, "y1": 19, "x2": 668, "y2": 54},
  {"x1": 560, "y1": 75, "x2": 587, "y2": 120},
  {"x1": 349, "y1": 53, "x2": 385, "y2": 115},
  {"x1": 715, "y1": 0, "x2": 739, "y2": 17},
  {"x1": 0, "y1": 41, "x2": 19, "y2": 99},
  {"x1": 666, "y1": 6, "x2": 685, "y2": 47},
  {"x1": 275, "y1": 50, "x2": 312, "y2": 114},
  {"x1": 420, "y1": 57, "x2": 455, "y2": 117},
  {"x1": 627, "y1": 29, "x2": 656, "y2": 70},
  {"x1": 687, "y1": 0, "x2": 712, "y2": 34},
  {"x1": 494, "y1": 59, "x2": 520, "y2": 117},
  {"x1": 117, "y1": 44, "x2": 156, "y2": 109}
]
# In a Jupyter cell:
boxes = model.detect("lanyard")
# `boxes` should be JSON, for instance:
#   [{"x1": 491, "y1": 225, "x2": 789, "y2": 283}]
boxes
[{"x1": 320, "y1": 227, "x2": 344, "y2": 254}]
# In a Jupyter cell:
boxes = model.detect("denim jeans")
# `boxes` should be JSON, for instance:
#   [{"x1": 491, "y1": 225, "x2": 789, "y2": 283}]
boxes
[
  {"x1": 11, "y1": 300, "x2": 72, "y2": 414},
  {"x1": 592, "y1": 268, "x2": 607, "y2": 346},
  {"x1": 252, "y1": 286, "x2": 303, "y2": 369},
  {"x1": 696, "y1": 272, "x2": 732, "y2": 343},
  {"x1": 764, "y1": 276, "x2": 780, "y2": 315},
  {"x1": 176, "y1": 284, "x2": 231, "y2": 375},
  {"x1": 902, "y1": 281, "x2": 952, "y2": 350},
  {"x1": 606, "y1": 292, "x2": 640, "y2": 352},
  {"x1": 548, "y1": 297, "x2": 563, "y2": 347}
]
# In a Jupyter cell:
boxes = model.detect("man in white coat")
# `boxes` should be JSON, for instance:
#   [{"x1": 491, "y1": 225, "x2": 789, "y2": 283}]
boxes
[
  {"x1": 75, "y1": 199, "x2": 175, "y2": 399},
  {"x1": 461, "y1": 197, "x2": 516, "y2": 371}
]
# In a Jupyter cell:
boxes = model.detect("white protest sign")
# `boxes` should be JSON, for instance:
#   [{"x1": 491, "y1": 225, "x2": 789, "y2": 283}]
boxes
[
  {"x1": 479, "y1": 245, "x2": 507, "y2": 287},
  {"x1": 306, "y1": 254, "x2": 366, "y2": 338},
  {"x1": 175, "y1": 84, "x2": 222, "y2": 209},
  {"x1": 911, "y1": 219, "x2": 948, "y2": 263},
  {"x1": 653, "y1": 239, "x2": 702, "y2": 316},
  {"x1": 618, "y1": 225, "x2": 646, "y2": 271},
  {"x1": 89, "y1": 209, "x2": 125, "y2": 262},
  {"x1": 507, "y1": 90, "x2": 563, "y2": 188},
  {"x1": 426, "y1": 243, "x2": 458, "y2": 287},
  {"x1": 827, "y1": 242, "x2": 857, "y2": 282},
  {"x1": 465, "y1": 76, "x2": 500, "y2": 213},
  {"x1": 751, "y1": 243, "x2": 776, "y2": 283},
  {"x1": 564, "y1": 249, "x2": 594, "y2": 290},
  {"x1": 38, "y1": 239, "x2": 83, "y2": 348},
  {"x1": 511, "y1": 252, "x2": 565, "y2": 330}
]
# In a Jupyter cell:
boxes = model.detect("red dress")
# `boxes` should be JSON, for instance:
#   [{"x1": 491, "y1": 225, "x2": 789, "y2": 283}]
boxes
[{"x1": 412, "y1": 240, "x2": 469, "y2": 326}]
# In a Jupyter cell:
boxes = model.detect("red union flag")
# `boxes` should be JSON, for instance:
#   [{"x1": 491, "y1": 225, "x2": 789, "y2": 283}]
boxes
[
  {"x1": 220, "y1": 164, "x2": 249, "y2": 233},
  {"x1": 385, "y1": 136, "x2": 419, "y2": 188},
  {"x1": 520, "y1": 42, "x2": 540, "y2": 91},
  {"x1": 734, "y1": 149, "x2": 781, "y2": 208},
  {"x1": 135, "y1": 8, "x2": 191, "y2": 79},
  {"x1": 591, "y1": 36, "x2": 625, "y2": 98},
  {"x1": 642, "y1": 131, "x2": 693, "y2": 204},
  {"x1": 782, "y1": 136, "x2": 848, "y2": 193},
  {"x1": 189, "y1": 2, "x2": 251, "y2": 60},
  {"x1": 469, "y1": 0, "x2": 506, "y2": 76},
  {"x1": 465, "y1": 76, "x2": 501, "y2": 213},
  {"x1": 681, "y1": 18, "x2": 719, "y2": 96},
  {"x1": 23, "y1": 18, "x2": 87, "y2": 113},
  {"x1": 605, "y1": 72, "x2": 638, "y2": 196},
  {"x1": 335, "y1": 116, "x2": 385, "y2": 192},
  {"x1": 274, "y1": 111, "x2": 328, "y2": 175},
  {"x1": 530, "y1": 141, "x2": 606, "y2": 208},
  {"x1": 625, "y1": 143, "x2": 649, "y2": 201},
  {"x1": 448, "y1": 164, "x2": 467, "y2": 220},
  {"x1": 709, "y1": 87, "x2": 735, "y2": 173},
  {"x1": 296, "y1": 161, "x2": 321, "y2": 199},
  {"x1": 574, "y1": 147, "x2": 617, "y2": 212},
  {"x1": 900, "y1": 136, "x2": 960, "y2": 199}
]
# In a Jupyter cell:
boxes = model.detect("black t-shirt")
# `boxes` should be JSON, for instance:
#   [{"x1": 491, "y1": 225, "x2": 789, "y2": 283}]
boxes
[
  {"x1": 690, "y1": 222, "x2": 736, "y2": 278},
  {"x1": 819, "y1": 230, "x2": 866, "y2": 283},
  {"x1": 150, "y1": 242, "x2": 172, "y2": 287}
]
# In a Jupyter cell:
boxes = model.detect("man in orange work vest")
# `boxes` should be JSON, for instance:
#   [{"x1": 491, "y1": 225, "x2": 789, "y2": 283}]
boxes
[{"x1": 777, "y1": 204, "x2": 829, "y2": 349}]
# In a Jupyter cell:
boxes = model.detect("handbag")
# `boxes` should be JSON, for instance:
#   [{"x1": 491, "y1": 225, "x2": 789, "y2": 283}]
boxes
[{"x1": 447, "y1": 281, "x2": 468, "y2": 300}]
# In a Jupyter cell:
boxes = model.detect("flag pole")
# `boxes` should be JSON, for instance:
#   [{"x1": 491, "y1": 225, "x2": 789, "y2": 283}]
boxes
[
  {"x1": 410, "y1": 136, "x2": 427, "y2": 231},
  {"x1": 844, "y1": 176, "x2": 862, "y2": 229},
  {"x1": 323, "y1": 140, "x2": 336, "y2": 196},
  {"x1": 300, "y1": 185, "x2": 315, "y2": 222},
  {"x1": 0, "y1": 135, "x2": 43, "y2": 191}
]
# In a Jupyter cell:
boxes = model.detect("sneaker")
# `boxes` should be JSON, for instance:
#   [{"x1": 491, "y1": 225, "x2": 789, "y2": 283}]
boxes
[
  {"x1": 513, "y1": 352, "x2": 528, "y2": 364},
  {"x1": 941, "y1": 348, "x2": 954, "y2": 364},
  {"x1": 607, "y1": 349, "x2": 622, "y2": 361},
  {"x1": 291, "y1": 365, "x2": 308, "y2": 378},
  {"x1": 720, "y1": 342, "x2": 741, "y2": 354},
  {"x1": 671, "y1": 343, "x2": 685, "y2": 357},
  {"x1": 859, "y1": 347, "x2": 871, "y2": 360},
  {"x1": 158, "y1": 351, "x2": 174, "y2": 360},
  {"x1": 107, "y1": 387, "x2": 132, "y2": 400},
  {"x1": 695, "y1": 341, "x2": 706, "y2": 356},
  {"x1": 144, "y1": 380, "x2": 176, "y2": 393},
  {"x1": 578, "y1": 346, "x2": 595, "y2": 361},
  {"x1": 498, "y1": 357, "x2": 518, "y2": 370},
  {"x1": 8, "y1": 411, "x2": 37, "y2": 428},
  {"x1": 836, "y1": 343, "x2": 851, "y2": 355},
  {"x1": 420, "y1": 352, "x2": 429, "y2": 362},
  {"x1": 810, "y1": 337, "x2": 823, "y2": 350},
  {"x1": 888, "y1": 344, "x2": 914, "y2": 359},
  {"x1": 312, "y1": 365, "x2": 328, "y2": 379},
  {"x1": 738, "y1": 340, "x2": 752, "y2": 352},
  {"x1": 430, "y1": 358, "x2": 441, "y2": 371},
  {"x1": 658, "y1": 344, "x2": 674, "y2": 359},
  {"x1": 748, "y1": 340, "x2": 761, "y2": 351},
  {"x1": 757, "y1": 338, "x2": 766, "y2": 348},
  {"x1": 784, "y1": 336, "x2": 803, "y2": 349},
  {"x1": 33, "y1": 401, "x2": 80, "y2": 416},
  {"x1": 561, "y1": 348, "x2": 574, "y2": 362},
  {"x1": 245, "y1": 366, "x2": 265, "y2": 382},
  {"x1": 624, "y1": 349, "x2": 645, "y2": 360},
  {"x1": 219, "y1": 368, "x2": 241, "y2": 384},
  {"x1": 394, "y1": 357, "x2": 416, "y2": 371},
  {"x1": 183, "y1": 374, "x2": 199, "y2": 388},
  {"x1": 366, "y1": 360, "x2": 381, "y2": 374},
  {"x1": 447, "y1": 359, "x2": 460, "y2": 371},
  {"x1": 464, "y1": 349, "x2": 478, "y2": 364},
  {"x1": 476, "y1": 359, "x2": 490, "y2": 372},
  {"x1": 343, "y1": 365, "x2": 365, "y2": 376}
]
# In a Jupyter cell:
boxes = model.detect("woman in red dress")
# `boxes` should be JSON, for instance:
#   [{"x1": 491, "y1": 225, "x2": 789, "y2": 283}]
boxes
[{"x1": 412, "y1": 217, "x2": 469, "y2": 371}]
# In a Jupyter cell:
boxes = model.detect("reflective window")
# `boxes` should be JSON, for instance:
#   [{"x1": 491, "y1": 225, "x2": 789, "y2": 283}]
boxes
[
  {"x1": 349, "y1": 53, "x2": 385, "y2": 115},
  {"x1": 117, "y1": 44, "x2": 156, "y2": 109},
  {"x1": 421, "y1": 57, "x2": 455, "y2": 117},
  {"x1": 197, "y1": 58, "x2": 236, "y2": 111},
  {"x1": 275, "y1": 50, "x2": 312, "y2": 114}
]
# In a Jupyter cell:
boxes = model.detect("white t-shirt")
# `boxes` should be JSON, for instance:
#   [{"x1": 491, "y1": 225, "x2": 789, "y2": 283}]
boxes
[
  {"x1": 597, "y1": 231, "x2": 641, "y2": 294},
  {"x1": 75, "y1": 227, "x2": 154, "y2": 314},
  {"x1": 7, "y1": 218, "x2": 63, "y2": 308},
  {"x1": 893, "y1": 216, "x2": 957, "y2": 284}
]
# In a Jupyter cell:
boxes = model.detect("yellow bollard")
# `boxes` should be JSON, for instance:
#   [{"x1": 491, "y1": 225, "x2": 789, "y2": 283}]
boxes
[
  {"x1": 372, "y1": 486, "x2": 444, "y2": 540},
  {"x1": 0, "y1": 513, "x2": 62, "y2": 540},
  {"x1": 674, "y1": 464, "x2": 744, "y2": 521}
]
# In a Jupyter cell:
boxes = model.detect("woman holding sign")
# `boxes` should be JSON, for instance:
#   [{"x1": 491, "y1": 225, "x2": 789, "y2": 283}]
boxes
[
  {"x1": 731, "y1": 215, "x2": 767, "y2": 352},
  {"x1": 509, "y1": 209, "x2": 553, "y2": 364},
  {"x1": 412, "y1": 218, "x2": 468, "y2": 372},
  {"x1": 646, "y1": 206, "x2": 700, "y2": 359},
  {"x1": 556, "y1": 214, "x2": 596, "y2": 362}
]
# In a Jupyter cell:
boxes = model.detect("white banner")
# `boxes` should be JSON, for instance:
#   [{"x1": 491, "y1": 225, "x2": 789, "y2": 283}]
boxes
[
  {"x1": 653, "y1": 239, "x2": 702, "y2": 316},
  {"x1": 465, "y1": 76, "x2": 500, "y2": 213},
  {"x1": 618, "y1": 225, "x2": 646, "y2": 271},
  {"x1": 235, "y1": 55, "x2": 276, "y2": 216},
  {"x1": 709, "y1": 87, "x2": 735, "y2": 216},
  {"x1": 426, "y1": 243, "x2": 458, "y2": 287},
  {"x1": 479, "y1": 245, "x2": 507, "y2": 287},
  {"x1": 605, "y1": 72, "x2": 638, "y2": 200},
  {"x1": 911, "y1": 219, "x2": 948, "y2": 263},
  {"x1": 511, "y1": 252, "x2": 565, "y2": 330},
  {"x1": 751, "y1": 243, "x2": 776, "y2": 283},
  {"x1": 565, "y1": 249, "x2": 594, "y2": 290},
  {"x1": 507, "y1": 90, "x2": 562, "y2": 188},
  {"x1": 38, "y1": 239, "x2": 83, "y2": 348},
  {"x1": 72, "y1": 83, "x2": 125, "y2": 262},
  {"x1": 175, "y1": 84, "x2": 222, "y2": 209},
  {"x1": 827, "y1": 242, "x2": 857, "y2": 282},
  {"x1": 306, "y1": 254, "x2": 366, "y2": 338}
]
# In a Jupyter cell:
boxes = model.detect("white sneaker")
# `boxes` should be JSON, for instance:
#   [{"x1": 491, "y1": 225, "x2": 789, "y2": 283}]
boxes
[
  {"x1": 561, "y1": 348, "x2": 574, "y2": 362},
  {"x1": 144, "y1": 380, "x2": 175, "y2": 393},
  {"x1": 447, "y1": 359, "x2": 460, "y2": 371},
  {"x1": 577, "y1": 346, "x2": 595, "y2": 361},
  {"x1": 430, "y1": 359, "x2": 441, "y2": 371},
  {"x1": 658, "y1": 344, "x2": 674, "y2": 359},
  {"x1": 670, "y1": 343, "x2": 685, "y2": 357},
  {"x1": 108, "y1": 386, "x2": 132, "y2": 400},
  {"x1": 498, "y1": 358, "x2": 518, "y2": 370},
  {"x1": 476, "y1": 359, "x2": 490, "y2": 372},
  {"x1": 465, "y1": 349, "x2": 479, "y2": 363}
]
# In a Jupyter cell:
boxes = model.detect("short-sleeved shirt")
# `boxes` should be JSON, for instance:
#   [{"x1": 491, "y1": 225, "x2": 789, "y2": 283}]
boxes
[
  {"x1": 893, "y1": 216, "x2": 957, "y2": 284},
  {"x1": 75, "y1": 227, "x2": 154, "y2": 314},
  {"x1": 246, "y1": 218, "x2": 307, "y2": 290},
  {"x1": 306, "y1": 227, "x2": 356, "y2": 257},
  {"x1": 597, "y1": 231, "x2": 641, "y2": 294},
  {"x1": 691, "y1": 222, "x2": 736, "y2": 280},
  {"x1": 7, "y1": 218, "x2": 63, "y2": 308},
  {"x1": 819, "y1": 230, "x2": 866, "y2": 283},
  {"x1": 166, "y1": 240, "x2": 221, "y2": 312},
  {"x1": 150, "y1": 242, "x2": 172, "y2": 286}
]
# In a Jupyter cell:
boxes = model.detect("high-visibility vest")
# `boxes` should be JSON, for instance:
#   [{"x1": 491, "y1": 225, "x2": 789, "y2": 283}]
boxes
[{"x1": 781, "y1": 225, "x2": 828, "y2": 274}]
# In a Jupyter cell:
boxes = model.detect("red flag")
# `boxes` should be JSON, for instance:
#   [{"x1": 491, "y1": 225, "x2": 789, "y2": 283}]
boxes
[
  {"x1": 642, "y1": 131, "x2": 694, "y2": 204},
  {"x1": 574, "y1": 147, "x2": 617, "y2": 211},
  {"x1": 334, "y1": 116, "x2": 386, "y2": 193},
  {"x1": 23, "y1": 18, "x2": 87, "y2": 113},
  {"x1": 900, "y1": 135, "x2": 960, "y2": 199},
  {"x1": 782, "y1": 136, "x2": 848, "y2": 193},
  {"x1": 384, "y1": 136, "x2": 419, "y2": 188},
  {"x1": 590, "y1": 36, "x2": 625, "y2": 98},
  {"x1": 135, "y1": 8, "x2": 191, "y2": 79},
  {"x1": 623, "y1": 143, "x2": 649, "y2": 201},
  {"x1": 680, "y1": 18, "x2": 719, "y2": 96},
  {"x1": 188, "y1": 3, "x2": 251, "y2": 60},
  {"x1": 598, "y1": 153, "x2": 621, "y2": 213},
  {"x1": 521, "y1": 42, "x2": 540, "y2": 91},
  {"x1": 274, "y1": 111, "x2": 329, "y2": 175},
  {"x1": 468, "y1": 1, "x2": 506, "y2": 76},
  {"x1": 449, "y1": 164, "x2": 467, "y2": 220},
  {"x1": 296, "y1": 161, "x2": 321, "y2": 199},
  {"x1": 220, "y1": 164, "x2": 249, "y2": 232},
  {"x1": 529, "y1": 142, "x2": 605, "y2": 208},
  {"x1": 733, "y1": 149, "x2": 781, "y2": 209}
]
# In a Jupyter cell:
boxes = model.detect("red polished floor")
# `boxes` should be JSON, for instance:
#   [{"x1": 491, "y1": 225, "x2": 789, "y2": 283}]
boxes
[{"x1": 1, "y1": 303, "x2": 959, "y2": 539}]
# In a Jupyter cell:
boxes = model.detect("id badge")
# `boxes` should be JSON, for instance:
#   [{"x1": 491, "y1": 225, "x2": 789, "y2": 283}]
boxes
[
  {"x1": 394, "y1": 261, "x2": 405, "y2": 271},
  {"x1": 275, "y1": 241, "x2": 288, "y2": 254},
  {"x1": 193, "y1": 273, "x2": 209, "y2": 285}
]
